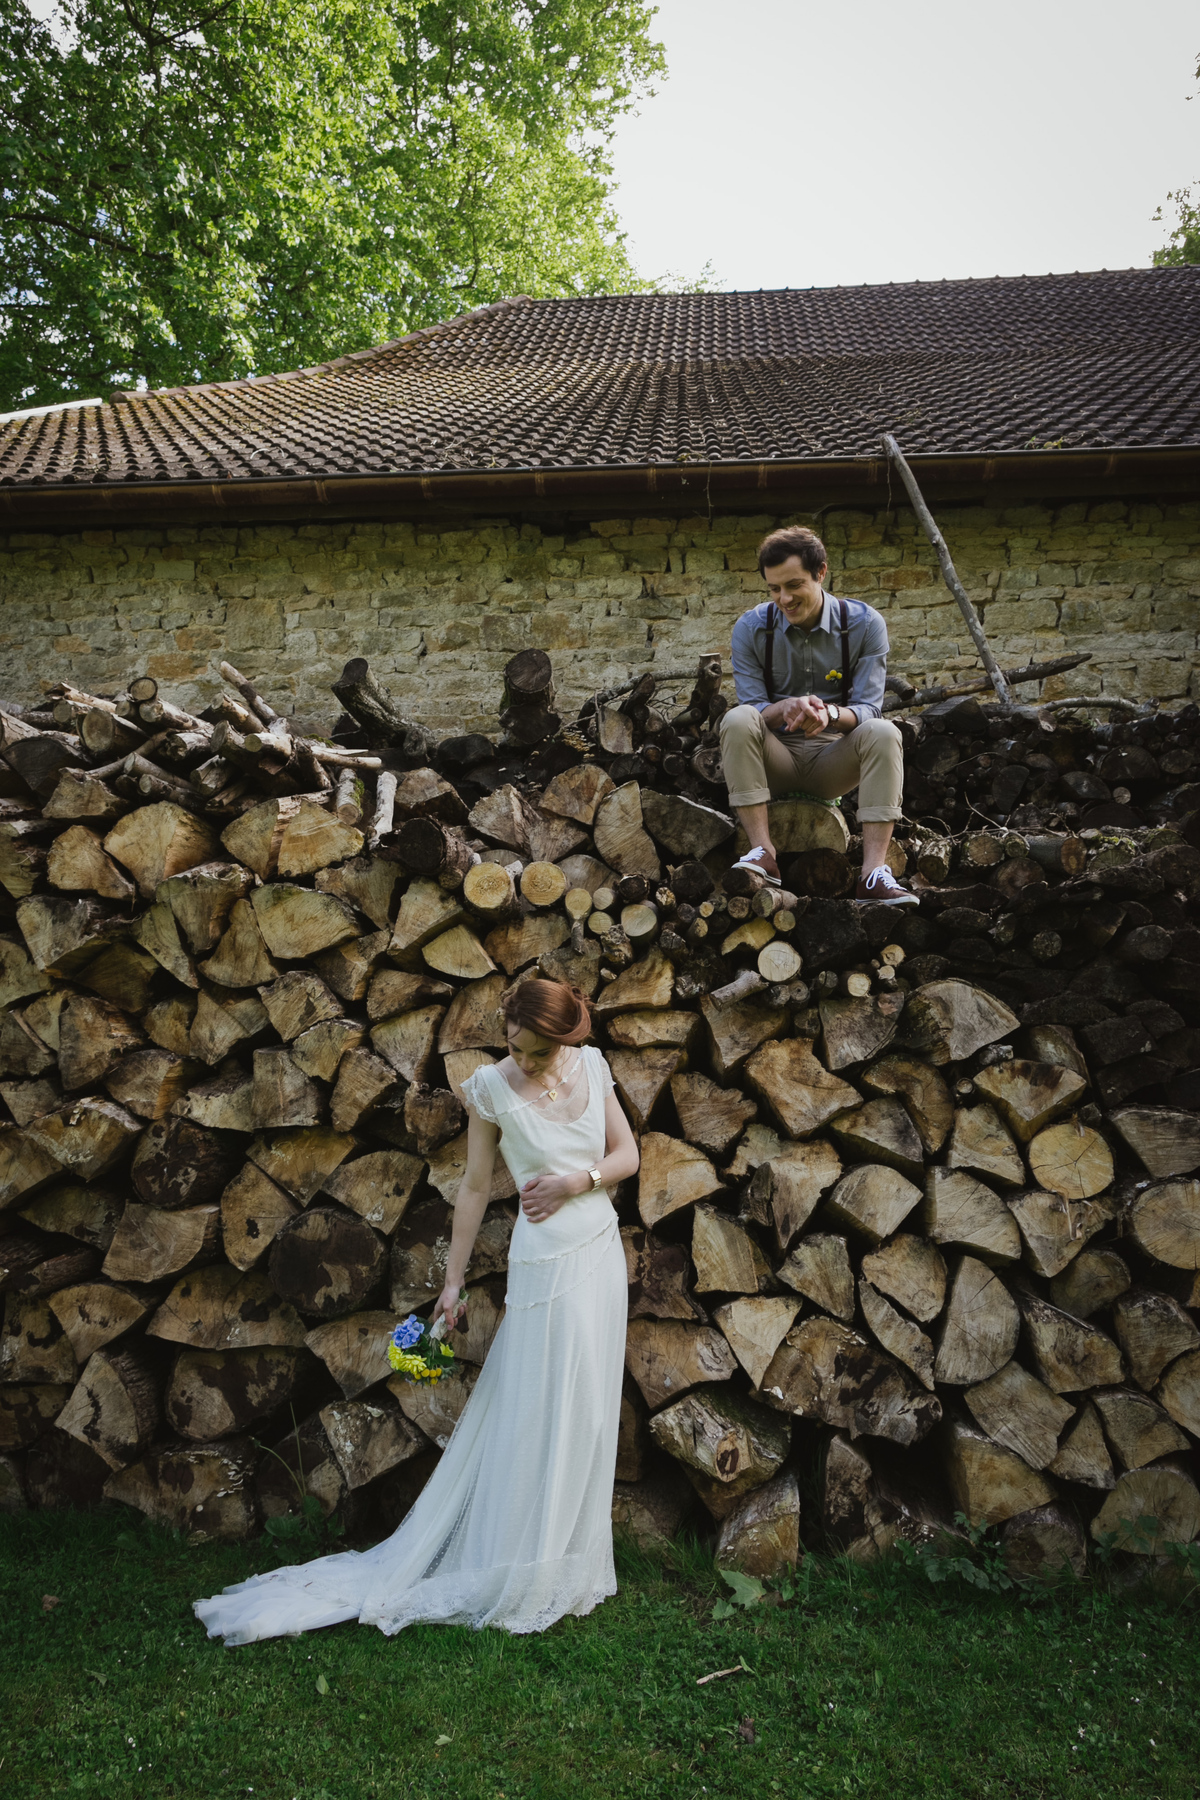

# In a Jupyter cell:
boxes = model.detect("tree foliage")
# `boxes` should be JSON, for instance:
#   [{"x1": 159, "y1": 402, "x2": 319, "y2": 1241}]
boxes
[
  {"x1": 1153, "y1": 50, "x2": 1200, "y2": 267},
  {"x1": 0, "y1": 0, "x2": 664, "y2": 408}
]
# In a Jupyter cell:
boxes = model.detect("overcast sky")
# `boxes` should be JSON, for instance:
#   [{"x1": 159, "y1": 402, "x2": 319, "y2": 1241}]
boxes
[{"x1": 609, "y1": 0, "x2": 1200, "y2": 291}]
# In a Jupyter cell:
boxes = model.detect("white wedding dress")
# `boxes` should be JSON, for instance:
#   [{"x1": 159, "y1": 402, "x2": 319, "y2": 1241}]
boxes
[{"x1": 194, "y1": 1045, "x2": 627, "y2": 1645}]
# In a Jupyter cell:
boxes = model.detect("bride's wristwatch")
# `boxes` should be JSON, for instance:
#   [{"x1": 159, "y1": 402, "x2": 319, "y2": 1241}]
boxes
[{"x1": 588, "y1": 1168, "x2": 603, "y2": 1191}]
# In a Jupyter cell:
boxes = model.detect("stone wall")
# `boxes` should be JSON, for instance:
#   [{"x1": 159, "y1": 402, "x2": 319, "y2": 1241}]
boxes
[{"x1": 1, "y1": 497, "x2": 1197, "y2": 733}]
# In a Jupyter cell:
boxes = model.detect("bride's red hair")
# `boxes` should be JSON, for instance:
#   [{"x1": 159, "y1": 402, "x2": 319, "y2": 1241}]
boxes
[{"x1": 503, "y1": 976, "x2": 592, "y2": 1046}]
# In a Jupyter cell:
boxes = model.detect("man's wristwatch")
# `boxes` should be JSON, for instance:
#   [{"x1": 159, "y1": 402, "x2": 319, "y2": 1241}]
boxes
[
  {"x1": 588, "y1": 1168, "x2": 603, "y2": 1191},
  {"x1": 827, "y1": 703, "x2": 841, "y2": 726}
]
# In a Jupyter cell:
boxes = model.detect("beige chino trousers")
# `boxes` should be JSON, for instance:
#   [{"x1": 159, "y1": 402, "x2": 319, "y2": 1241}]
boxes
[{"x1": 719, "y1": 704, "x2": 904, "y2": 822}]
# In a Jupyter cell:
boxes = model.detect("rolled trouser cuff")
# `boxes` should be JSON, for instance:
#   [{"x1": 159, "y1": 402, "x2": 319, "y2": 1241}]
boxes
[
  {"x1": 856, "y1": 804, "x2": 903, "y2": 823},
  {"x1": 726, "y1": 785, "x2": 773, "y2": 808}
]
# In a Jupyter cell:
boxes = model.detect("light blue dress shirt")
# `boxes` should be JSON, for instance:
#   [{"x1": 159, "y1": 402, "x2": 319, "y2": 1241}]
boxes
[{"x1": 730, "y1": 591, "x2": 890, "y2": 726}]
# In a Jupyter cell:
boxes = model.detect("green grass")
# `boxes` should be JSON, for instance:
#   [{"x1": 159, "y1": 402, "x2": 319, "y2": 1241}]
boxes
[{"x1": 2, "y1": 1508, "x2": 1197, "y2": 1800}]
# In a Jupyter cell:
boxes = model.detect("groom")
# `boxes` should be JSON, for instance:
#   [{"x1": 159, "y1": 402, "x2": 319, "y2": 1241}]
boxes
[{"x1": 719, "y1": 525, "x2": 917, "y2": 905}]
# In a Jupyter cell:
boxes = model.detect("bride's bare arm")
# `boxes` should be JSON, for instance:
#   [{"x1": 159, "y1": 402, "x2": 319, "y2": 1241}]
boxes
[
  {"x1": 518, "y1": 1090, "x2": 640, "y2": 1221},
  {"x1": 435, "y1": 1105, "x2": 499, "y2": 1327}
]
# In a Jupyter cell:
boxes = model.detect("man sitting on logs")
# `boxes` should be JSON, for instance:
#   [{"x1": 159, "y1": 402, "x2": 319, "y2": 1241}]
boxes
[{"x1": 720, "y1": 525, "x2": 917, "y2": 905}]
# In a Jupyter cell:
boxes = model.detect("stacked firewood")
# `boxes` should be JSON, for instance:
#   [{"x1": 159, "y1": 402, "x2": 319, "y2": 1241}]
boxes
[{"x1": 0, "y1": 649, "x2": 1198, "y2": 1585}]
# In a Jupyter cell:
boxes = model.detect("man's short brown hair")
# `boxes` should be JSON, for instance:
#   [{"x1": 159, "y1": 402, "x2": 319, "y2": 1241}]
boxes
[{"x1": 757, "y1": 526, "x2": 828, "y2": 579}]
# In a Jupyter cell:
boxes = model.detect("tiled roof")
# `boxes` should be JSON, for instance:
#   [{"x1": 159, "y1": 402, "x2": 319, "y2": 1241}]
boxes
[{"x1": 2, "y1": 268, "x2": 1198, "y2": 490}]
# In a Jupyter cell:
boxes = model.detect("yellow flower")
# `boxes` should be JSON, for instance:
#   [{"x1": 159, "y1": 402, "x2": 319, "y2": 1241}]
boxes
[{"x1": 827, "y1": 668, "x2": 842, "y2": 682}]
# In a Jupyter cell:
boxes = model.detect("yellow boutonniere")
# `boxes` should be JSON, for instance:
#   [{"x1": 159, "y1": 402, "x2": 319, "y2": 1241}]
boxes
[{"x1": 827, "y1": 669, "x2": 842, "y2": 682}]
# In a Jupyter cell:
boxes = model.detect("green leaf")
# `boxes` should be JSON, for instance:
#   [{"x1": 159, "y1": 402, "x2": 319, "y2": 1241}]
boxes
[
  {"x1": 316, "y1": 1674, "x2": 329, "y2": 1696},
  {"x1": 717, "y1": 1569, "x2": 767, "y2": 1609}
]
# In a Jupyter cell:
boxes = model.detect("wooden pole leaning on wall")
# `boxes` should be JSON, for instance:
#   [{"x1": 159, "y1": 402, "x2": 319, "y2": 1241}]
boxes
[{"x1": 882, "y1": 433, "x2": 1012, "y2": 705}]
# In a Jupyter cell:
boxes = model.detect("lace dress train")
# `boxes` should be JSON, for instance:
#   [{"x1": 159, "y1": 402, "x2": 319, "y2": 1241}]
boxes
[{"x1": 194, "y1": 1046, "x2": 627, "y2": 1645}]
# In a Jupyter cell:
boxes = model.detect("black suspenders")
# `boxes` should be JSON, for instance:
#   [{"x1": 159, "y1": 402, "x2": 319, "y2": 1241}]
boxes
[{"x1": 761, "y1": 595, "x2": 852, "y2": 707}]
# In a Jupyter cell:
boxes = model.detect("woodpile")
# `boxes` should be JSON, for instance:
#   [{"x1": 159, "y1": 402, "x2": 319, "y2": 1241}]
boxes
[{"x1": 1, "y1": 650, "x2": 1199, "y2": 1585}]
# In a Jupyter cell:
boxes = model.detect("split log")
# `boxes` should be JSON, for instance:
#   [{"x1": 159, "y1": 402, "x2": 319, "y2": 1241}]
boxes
[
  {"x1": 290, "y1": 1018, "x2": 364, "y2": 1083},
  {"x1": 608, "y1": 1047, "x2": 682, "y2": 1132},
  {"x1": 56, "y1": 1345, "x2": 161, "y2": 1470},
  {"x1": 860, "y1": 1233, "x2": 947, "y2": 1323},
  {"x1": 0, "y1": 1382, "x2": 73, "y2": 1450},
  {"x1": 606, "y1": 1008, "x2": 699, "y2": 1052},
  {"x1": 484, "y1": 914, "x2": 569, "y2": 975},
  {"x1": 423, "y1": 923, "x2": 496, "y2": 981},
  {"x1": 252, "y1": 1046, "x2": 324, "y2": 1130},
  {"x1": 713, "y1": 1296, "x2": 801, "y2": 1387},
  {"x1": 972, "y1": 1058, "x2": 1087, "y2": 1142},
  {"x1": 649, "y1": 1384, "x2": 791, "y2": 1519},
  {"x1": 0, "y1": 1295, "x2": 78, "y2": 1383},
  {"x1": 462, "y1": 859, "x2": 518, "y2": 921},
  {"x1": 58, "y1": 994, "x2": 143, "y2": 1090},
  {"x1": 371, "y1": 1005, "x2": 445, "y2": 1083},
  {"x1": 1049, "y1": 1247, "x2": 1131, "y2": 1319},
  {"x1": 859, "y1": 1280, "x2": 936, "y2": 1388},
  {"x1": 825, "y1": 1164, "x2": 923, "y2": 1244},
  {"x1": 259, "y1": 971, "x2": 342, "y2": 1042},
  {"x1": 1092, "y1": 1387, "x2": 1190, "y2": 1470},
  {"x1": 539, "y1": 764, "x2": 615, "y2": 825},
  {"x1": 403, "y1": 1085, "x2": 463, "y2": 1156},
  {"x1": 941, "y1": 1419, "x2": 1056, "y2": 1528},
  {"x1": 1048, "y1": 1400, "x2": 1115, "y2": 1488},
  {"x1": 1156, "y1": 1347, "x2": 1200, "y2": 1438},
  {"x1": 315, "y1": 853, "x2": 404, "y2": 928},
  {"x1": 1090, "y1": 1464, "x2": 1200, "y2": 1551},
  {"x1": 105, "y1": 1438, "x2": 257, "y2": 1540},
  {"x1": 1027, "y1": 1118, "x2": 1113, "y2": 1201},
  {"x1": 1128, "y1": 1177, "x2": 1200, "y2": 1267},
  {"x1": 220, "y1": 1163, "x2": 299, "y2": 1270},
  {"x1": 1111, "y1": 1289, "x2": 1200, "y2": 1391},
  {"x1": 593, "y1": 784, "x2": 661, "y2": 881},
  {"x1": 133, "y1": 903, "x2": 197, "y2": 987},
  {"x1": 746, "y1": 1040, "x2": 860, "y2": 1139},
  {"x1": 761, "y1": 1316, "x2": 941, "y2": 1446},
  {"x1": 946, "y1": 1103, "x2": 1024, "y2": 1187},
  {"x1": 922, "y1": 1167, "x2": 1022, "y2": 1264},
  {"x1": 165, "y1": 1347, "x2": 304, "y2": 1440},
  {"x1": 102, "y1": 803, "x2": 218, "y2": 897},
  {"x1": 148, "y1": 1264, "x2": 306, "y2": 1349},
  {"x1": 165, "y1": 1061, "x2": 254, "y2": 1132},
  {"x1": 277, "y1": 802, "x2": 365, "y2": 877},
  {"x1": 668, "y1": 1071, "x2": 756, "y2": 1157},
  {"x1": 23, "y1": 1097, "x2": 140, "y2": 1182},
  {"x1": 313, "y1": 927, "x2": 389, "y2": 1003},
  {"x1": 432, "y1": 983, "x2": 508, "y2": 1064},
  {"x1": 700, "y1": 993, "x2": 787, "y2": 1079},
  {"x1": 819, "y1": 994, "x2": 903, "y2": 1071},
  {"x1": 102, "y1": 1203, "x2": 220, "y2": 1283},
  {"x1": 446, "y1": 1278, "x2": 506, "y2": 1365},
  {"x1": 328, "y1": 1046, "x2": 399, "y2": 1133},
  {"x1": 19, "y1": 1181, "x2": 120, "y2": 1250},
  {"x1": 964, "y1": 1360, "x2": 1074, "y2": 1469},
  {"x1": 46, "y1": 825, "x2": 135, "y2": 901},
  {"x1": 318, "y1": 1394, "x2": 427, "y2": 1491},
  {"x1": 691, "y1": 1204, "x2": 769, "y2": 1293},
  {"x1": 189, "y1": 988, "x2": 269, "y2": 1065},
  {"x1": 322, "y1": 1149, "x2": 424, "y2": 1236},
  {"x1": 900, "y1": 979, "x2": 1018, "y2": 1065},
  {"x1": 622, "y1": 1226, "x2": 706, "y2": 1322},
  {"x1": 1008, "y1": 1187, "x2": 1119, "y2": 1279},
  {"x1": 1109, "y1": 1106, "x2": 1200, "y2": 1179},
  {"x1": 624, "y1": 1319, "x2": 737, "y2": 1408},
  {"x1": 424, "y1": 1131, "x2": 516, "y2": 1206},
  {"x1": 746, "y1": 1140, "x2": 843, "y2": 1252},
  {"x1": 715, "y1": 1467, "x2": 801, "y2": 1578},
  {"x1": 132, "y1": 1117, "x2": 242, "y2": 1209},
  {"x1": 934, "y1": 1256, "x2": 1020, "y2": 1385},
  {"x1": 1017, "y1": 1290, "x2": 1124, "y2": 1392},
  {"x1": 267, "y1": 1208, "x2": 386, "y2": 1321},
  {"x1": 199, "y1": 898, "x2": 280, "y2": 987},
  {"x1": 251, "y1": 884, "x2": 360, "y2": 959},
  {"x1": 829, "y1": 1098, "x2": 924, "y2": 1179},
  {"x1": 778, "y1": 1233, "x2": 854, "y2": 1321}
]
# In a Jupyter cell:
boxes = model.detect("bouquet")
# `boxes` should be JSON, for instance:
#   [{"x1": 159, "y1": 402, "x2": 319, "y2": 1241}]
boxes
[{"x1": 386, "y1": 1311, "x2": 458, "y2": 1383}]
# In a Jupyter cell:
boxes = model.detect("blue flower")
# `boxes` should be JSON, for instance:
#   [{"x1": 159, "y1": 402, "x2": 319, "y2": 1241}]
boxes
[{"x1": 392, "y1": 1315, "x2": 423, "y2": 1350}]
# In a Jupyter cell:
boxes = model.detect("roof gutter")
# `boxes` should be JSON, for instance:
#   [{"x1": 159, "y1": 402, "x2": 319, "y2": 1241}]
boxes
[{"x1": 2, "y1": 445, "x2": 1198, "y2": 530}]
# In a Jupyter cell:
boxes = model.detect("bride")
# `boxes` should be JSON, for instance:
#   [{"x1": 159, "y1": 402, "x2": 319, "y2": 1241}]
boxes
[{"x1": 195, "y1": 975, "x2": 638, "y2": 1645}]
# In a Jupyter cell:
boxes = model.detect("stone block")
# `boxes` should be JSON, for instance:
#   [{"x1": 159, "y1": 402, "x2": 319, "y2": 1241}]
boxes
[{"x1": 225, "y1": 595, "x2": 285, "y2": 651}]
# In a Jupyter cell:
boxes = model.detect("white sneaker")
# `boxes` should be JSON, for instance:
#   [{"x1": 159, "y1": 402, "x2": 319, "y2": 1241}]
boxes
[
  {"x1": 856, "y1": 865, "x2": 919, "y2": 906},
  {"x1": 730, "y1": 845, "x2": 781, "y2": 886}
]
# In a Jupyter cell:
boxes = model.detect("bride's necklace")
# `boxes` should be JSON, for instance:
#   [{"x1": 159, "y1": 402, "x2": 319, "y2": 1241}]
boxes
[{"x1": 534, "y1": 1050, "x2": 574, "y2": 1102}]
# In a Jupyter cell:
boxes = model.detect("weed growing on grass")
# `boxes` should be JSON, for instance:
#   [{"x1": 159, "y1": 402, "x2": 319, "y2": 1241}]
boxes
[{"x1": 1, "y1": 1506, "x2": 1197, "y2": 1800}]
